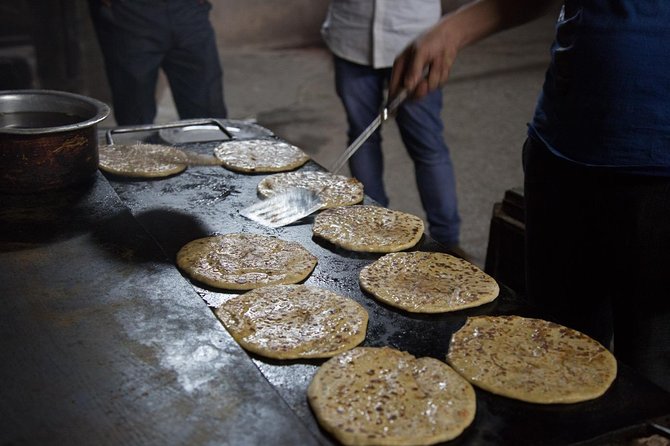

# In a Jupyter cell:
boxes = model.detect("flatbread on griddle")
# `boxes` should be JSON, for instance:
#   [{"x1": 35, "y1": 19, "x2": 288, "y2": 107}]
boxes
[
  {"x1": 176, "y1": 233, "x2": 317, "y2": 290},
  {"x1": 215, "y1": 284, "x2": 368, "y2": 359},
  {"x1": 213, "y1": 139, "x2": 309, "y2": 173},
  {"x1": 359, "y1": 251, "x2": 499, "y2": 313},
  {"x1": 447, "y1": 315, "x2": 618, "y2": 404},
  {"x1": 308, "y1": 347, "x2": 476, "y2": 446},
  {"x1": 257, "y1": 171, "x2": 363, "y2": 209},
  {"x1": 98, "y1": 143, "x2": 187, "y2": 178},
  {"x1": 312, "y1": 205, "x2": 424, "y2": 253}
]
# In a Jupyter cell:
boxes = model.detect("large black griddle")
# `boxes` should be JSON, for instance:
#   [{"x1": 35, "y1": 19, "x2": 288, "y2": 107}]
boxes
[
  {"x1": 0, "y1": 171, "x2": 317, "y2": 445},
  {"x1": 2, "y1": 119, "x2": 668, "y2": 445}
]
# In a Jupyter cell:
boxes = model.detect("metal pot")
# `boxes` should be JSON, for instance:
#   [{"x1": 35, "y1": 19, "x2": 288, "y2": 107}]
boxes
[{"x1": 0, "y1": 89, "x2": 110, "y2": 193}]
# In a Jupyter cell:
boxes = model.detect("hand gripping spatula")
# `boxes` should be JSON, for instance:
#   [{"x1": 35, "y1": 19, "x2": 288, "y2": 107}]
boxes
[{"x1": 240, "y1": 89, "x2": 409, "y2": 228}]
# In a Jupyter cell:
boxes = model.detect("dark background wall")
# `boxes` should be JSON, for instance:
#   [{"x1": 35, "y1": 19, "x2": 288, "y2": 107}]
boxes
[{"x1": 0, "y1": 1, "x2": 467, "y2": 105}]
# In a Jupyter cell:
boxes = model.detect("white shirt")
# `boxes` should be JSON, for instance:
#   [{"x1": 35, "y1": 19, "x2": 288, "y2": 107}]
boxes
[{"x1": 321, "y1": 0, "x2": 442, "y2": 68}]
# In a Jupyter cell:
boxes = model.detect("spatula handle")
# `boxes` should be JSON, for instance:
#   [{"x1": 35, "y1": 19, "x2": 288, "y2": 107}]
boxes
[
  {"x1": 329, "y1": 88, "x2": 409, "y2": 175},
  {"x1": 385, "y1": 88, "x2": 409, "y2": 117},
  {"x1": 329, "y1": 114, "x2": 383, "y2": 175}
]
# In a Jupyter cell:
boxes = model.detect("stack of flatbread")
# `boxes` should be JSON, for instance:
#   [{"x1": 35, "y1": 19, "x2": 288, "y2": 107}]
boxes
[
  {"x1": 447, "y1": 315, "x2": 618, "y2": 404},
  {"x1": 257, "y1": 171, "x2": 364, "y2": 209},
  {"x1": 213, "y1": 139, "x2": 310, "y2": 173},
  {"x1": 215, "y1": 284, "x2": 368, "y2": 359},
  {"x1": 308, "y1": 346, "x2": 476, "y2": 446},
  {"x1": 313, "y1": 205, "x2": 424, "y2": 253},
  {"x1": 176, "y1": 233, "x2": 317, "y2": 290},
  {"x1": 359, "y1": 251, "x2": 499, "y2": 313}
]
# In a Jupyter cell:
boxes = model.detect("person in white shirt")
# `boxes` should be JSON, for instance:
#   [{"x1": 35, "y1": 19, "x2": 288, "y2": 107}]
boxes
[{"x1": 322, "y1": 0, "x2": 463, "y2": 254}]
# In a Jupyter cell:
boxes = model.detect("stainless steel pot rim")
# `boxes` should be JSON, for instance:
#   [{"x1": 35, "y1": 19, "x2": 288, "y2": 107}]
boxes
[{"x1": 0, "y1": 89, "x2": 110, "y2": 135}]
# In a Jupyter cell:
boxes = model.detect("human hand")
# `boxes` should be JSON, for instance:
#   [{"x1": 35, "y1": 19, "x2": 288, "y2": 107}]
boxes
[
  {"x1": 389, "y1": 23, "x2": 458, "y2": 100},
  {"x1": 390, "y1": 0, "x2": 556, "y2": 100}
]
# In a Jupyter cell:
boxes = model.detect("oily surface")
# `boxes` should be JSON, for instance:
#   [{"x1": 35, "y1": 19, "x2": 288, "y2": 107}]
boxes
[
  {"x1": 447, "y1": 315, "x2": 618, "y2": 404},
  {"x1": 308, "y1": 347, "x2": 476, "y2": 446},
  {"x1": 98, "y1": 143, "x2": 187, "y2": 178},
  {"x1": 359, "y1": 251, "x2": 499, "y2": 313},
  {"x1": 313, "y1": 205, "x2": 424, "y2": 253},
  {"x1": 215, "y1": 284, "x2": 368, "y2": 359},
  {"x1": 257, "y1": 171, "x2": 364, "y2": 208},
  {"x1": 213, "y1": 139, "x2": 310, "y2": 173},
  {"x1": 176, "y1": 233, "x2": 317, "y2": 290}
]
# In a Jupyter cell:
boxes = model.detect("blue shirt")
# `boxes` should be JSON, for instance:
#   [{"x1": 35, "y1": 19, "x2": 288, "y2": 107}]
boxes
[{"x1": 529, "y1": 0, "x2": 670, "y2": 175}]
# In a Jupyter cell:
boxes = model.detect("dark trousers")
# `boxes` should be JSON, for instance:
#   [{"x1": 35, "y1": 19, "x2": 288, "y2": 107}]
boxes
[
  {"x1": 88, "y1": 0, "x2": 227, "y2": 125},
  {"x1": 523, "y1": 135, "x2": 670, "y2": 391}
]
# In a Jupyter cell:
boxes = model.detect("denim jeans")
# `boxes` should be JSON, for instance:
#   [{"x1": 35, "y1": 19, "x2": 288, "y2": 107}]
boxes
[
  {"x1": 89, "y1": 0, "x2": 227, "y2": 125},
  {"x1": 333, "y1": 56, "x2": 461, "y2": 246}
]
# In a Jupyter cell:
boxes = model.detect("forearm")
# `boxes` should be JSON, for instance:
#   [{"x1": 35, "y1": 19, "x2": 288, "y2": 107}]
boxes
[
  {"x1": 390, "y1": 0, "x2": 559, "y2": 98},
  {"x1": 439, "y1": 0, "x2": 559, "y2": 51}
]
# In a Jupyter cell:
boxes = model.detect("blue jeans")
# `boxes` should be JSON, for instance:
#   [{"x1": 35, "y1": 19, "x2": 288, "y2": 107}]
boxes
[
  {"x1": 334, "y1": 56, "x2": 461, "y2": 246},
  {"x1": 89, "y1": 0, "x2": 227, "y2": 125}
]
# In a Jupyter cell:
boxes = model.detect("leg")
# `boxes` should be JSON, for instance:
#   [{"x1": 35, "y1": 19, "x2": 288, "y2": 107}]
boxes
[
  {"x1": 88, "y1": 0, "x2": 168, "y2": 125},
  {"x1": 523, "y1": 136, "x2": 670, "y2": 391},
  {"x1": 609, "y1": 175, "x2": 670, "y2": 391},
  {"x1": 524, "y1": 136, "x2": 615, "y2": 344},
  {"x1": 162, "y1": 0, "x2": 227, "y2": 119},
  {"x1": 395, "y1": 88, "x2": 461, "y2": 247},
  {"x1": 333, "y1": 56, "x2": 388, "y2": 206}
]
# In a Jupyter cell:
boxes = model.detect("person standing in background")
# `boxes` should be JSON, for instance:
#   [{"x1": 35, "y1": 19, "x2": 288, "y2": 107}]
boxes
[
  {"x1": 390, "y1": 0, "x2": 670, "y2": 391},
  {"x1": 321, "y1": 0, "x2": 465, "y2": 257},
  {"x1": 88, "y1": 0, "x2": 227, "y2": 125}
]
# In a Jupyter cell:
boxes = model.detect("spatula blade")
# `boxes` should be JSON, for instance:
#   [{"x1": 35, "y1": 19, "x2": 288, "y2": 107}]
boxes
[{"x1": 240, "y1": 187, "x2": 324, "y2": 228}]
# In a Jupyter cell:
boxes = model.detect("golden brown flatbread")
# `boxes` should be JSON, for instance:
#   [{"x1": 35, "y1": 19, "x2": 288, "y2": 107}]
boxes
[
  {"x1": 214, "y1": 284, "x2": 368, "y2": 359},
  {"x1": 312, "y1": 205, "x2": 424, "y2": 253},
  {"x1": 176, "y1": 233, "x2": 317, "y2": 290},
  {"x1": 359, "y1": 251, "x2": 499, "y2": 313},
  {"x1": 213, "y1": 139, "x2": 310, "y2": 173},
  {"x1": 308, "y1": 347, "x2": 476, "y2": 446},
  {"x1": 447, "y1": 315, "x2": 618, "y2": 404},
  {"x1": 257, "y1": 171, "x2": 363, "y2": 209},
  {"x1": 98, "y1": 143, "x2": 187, "y2": 178}
]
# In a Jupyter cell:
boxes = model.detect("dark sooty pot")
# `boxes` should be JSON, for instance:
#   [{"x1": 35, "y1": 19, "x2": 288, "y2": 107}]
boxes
[{"x1": 0, "y1": 90, "x2": 110, "y2": 193}]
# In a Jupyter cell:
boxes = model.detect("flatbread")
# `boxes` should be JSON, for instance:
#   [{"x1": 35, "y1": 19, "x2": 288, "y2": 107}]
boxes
[
  {"x1": 176, "y1": 233, "x2": 317, "y2": 290},
  {"x1": 213, "y1": 139, "x2": 310, "y2": 173},
  {"x1": 312, "y1": 205, "x2": 424, "y2": 253},
  {"x1": 257, "y1": 171, "x2": 363, "y2": 209},
  {"x1": 214, "y1": 284, "x2": 368, "y2": 359},
  {"x1": 359, "y1": 251, "x2": 499, "y2": 313},
  {"x1": 308, "y1": 347, "x2": 476, "y2": 446},
  {"x1": 447, "y1": 315, "x2": 618, "y2": 404},
  {"x1": 98, "y1": 143, "x2": 187, "y2": 178}
]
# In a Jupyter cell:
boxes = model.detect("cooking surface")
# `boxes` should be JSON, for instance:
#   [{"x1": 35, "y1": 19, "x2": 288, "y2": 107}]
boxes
[
  {"x1": 0, "y1": 173, "x2": 318, "y2": 445},
  {"x1": 2, "y1": 119, "x2": 669, "y2": 445}
]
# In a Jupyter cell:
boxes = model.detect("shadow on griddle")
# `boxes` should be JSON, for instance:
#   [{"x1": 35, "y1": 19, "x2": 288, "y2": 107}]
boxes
[
  {"x1": 85, "y1": 207, "x2": 213, "y2": 268},
  {"x1": 88, "y1": 207, "x2": 187, "y2": 265},
  {"x1": 132, "y1": 208, "x2": 211, "y2": 261},
  {"x1": 0, "y1": 177, "x2": 106, "y2": 252}
]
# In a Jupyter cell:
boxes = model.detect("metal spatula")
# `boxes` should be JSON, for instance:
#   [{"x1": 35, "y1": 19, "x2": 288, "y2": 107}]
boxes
[{"x1": 240, "y1": 89, "x2": 408, "y2": 228}]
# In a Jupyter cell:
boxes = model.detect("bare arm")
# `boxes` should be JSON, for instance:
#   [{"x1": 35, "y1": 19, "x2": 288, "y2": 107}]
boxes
[{"x1": 389, "y1": 0, "x2": 559, "y2": 99}]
